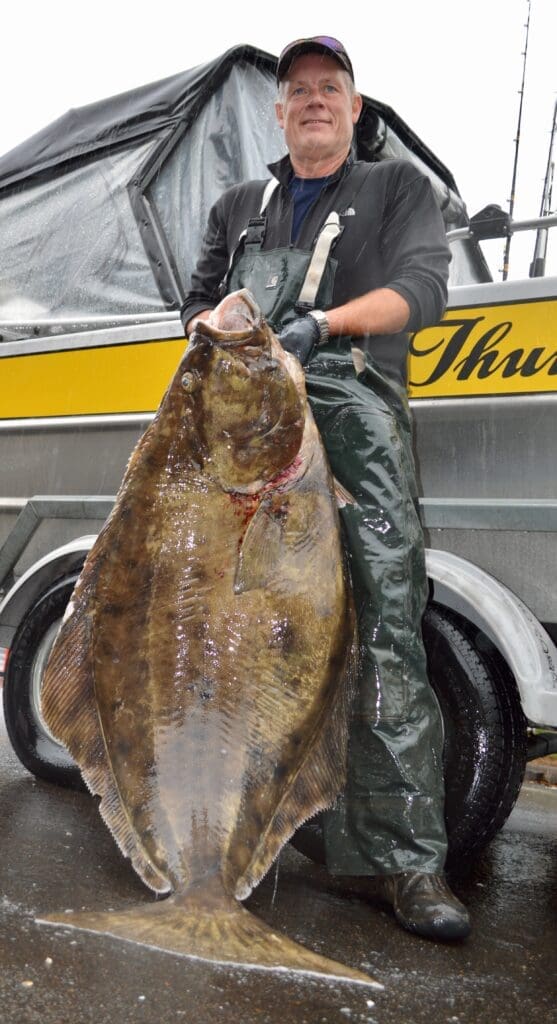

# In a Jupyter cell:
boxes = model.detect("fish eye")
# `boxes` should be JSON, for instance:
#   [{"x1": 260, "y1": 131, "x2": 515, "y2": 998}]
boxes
[{"x1": 181, "y1": 371, "x2": 200, "y2": 393}]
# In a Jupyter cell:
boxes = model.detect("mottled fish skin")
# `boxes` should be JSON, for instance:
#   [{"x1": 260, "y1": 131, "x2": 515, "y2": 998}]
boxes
[{"x1": 39, "y1": 290, "x2": 372, "y2": 986}]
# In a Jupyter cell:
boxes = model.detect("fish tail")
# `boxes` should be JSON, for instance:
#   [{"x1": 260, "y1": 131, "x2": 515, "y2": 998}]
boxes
[{"x1": 37, "y1": 888, "x2": 378, "y2": 987}]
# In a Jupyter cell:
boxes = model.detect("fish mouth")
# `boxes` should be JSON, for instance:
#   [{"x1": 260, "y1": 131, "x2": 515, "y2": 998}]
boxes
[
  {"x1": 195, "y1": 289, "x2": 264, "y2": 344},
  {"x1": 193, "y1": 319, "x2": 263, "y2": 349}
]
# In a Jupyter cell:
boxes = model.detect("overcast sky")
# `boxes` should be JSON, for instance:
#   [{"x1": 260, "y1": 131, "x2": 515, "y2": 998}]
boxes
[{"x1": 2, "y1": 0, "x2": 556, "y2": 279}]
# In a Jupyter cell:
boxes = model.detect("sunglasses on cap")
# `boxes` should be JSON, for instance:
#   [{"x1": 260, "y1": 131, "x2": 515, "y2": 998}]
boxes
[{"x1": 276, "y1": 36, "x2": 354, "y2": 83}]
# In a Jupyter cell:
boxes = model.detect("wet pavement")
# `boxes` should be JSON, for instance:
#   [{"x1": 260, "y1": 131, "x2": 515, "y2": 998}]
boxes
[{"x1": 1, "y1": 714, "x2": 556, "y2": 1024}]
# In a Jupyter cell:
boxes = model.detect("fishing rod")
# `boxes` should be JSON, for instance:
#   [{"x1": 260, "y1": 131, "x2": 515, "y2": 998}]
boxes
[
  {"x1": 502, "y1": 0, "x2": 531, "y2": 280},
  {"x1": 529, "y1": 97, "x2": 557, "y2": 278}
]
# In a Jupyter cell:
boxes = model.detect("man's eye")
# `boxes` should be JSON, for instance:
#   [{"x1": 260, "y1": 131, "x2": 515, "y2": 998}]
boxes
[
  {"x1": 324, "y1": 84, "x2": 338, "y2": 93},
  {"x1": 292, "y1": 86, "x2": 306, "y2": 96}
]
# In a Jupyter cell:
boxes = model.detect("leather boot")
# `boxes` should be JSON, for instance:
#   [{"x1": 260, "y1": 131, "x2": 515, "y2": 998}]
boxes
[{"x1": 374, "y1": 872, "x2": 471, "y2": 941}]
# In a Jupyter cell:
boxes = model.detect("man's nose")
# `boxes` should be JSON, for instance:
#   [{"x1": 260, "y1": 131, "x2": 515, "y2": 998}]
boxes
[{"x1": 306, "y1": 89, "x2": 326, "y2": 106}]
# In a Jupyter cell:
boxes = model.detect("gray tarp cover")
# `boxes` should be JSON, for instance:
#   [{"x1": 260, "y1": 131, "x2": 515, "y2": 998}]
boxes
[{"x1": 0, "y1": 45, "x2": 484, "y2": 324}]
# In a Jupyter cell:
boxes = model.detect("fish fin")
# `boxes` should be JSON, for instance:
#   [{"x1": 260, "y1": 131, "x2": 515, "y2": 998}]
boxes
[
  {"x1": 234, "y1": 497, "x2": 283, "y2": 593},
  {"x1": 235, "y1": 491, "x2": 325, "y2": 593},
  {"x1": 37, "y1": 887, "x2": 377, "y2": 987},
  {"x1": 41, "y1": 608, "x2": 170, "y2": 895},
  {"x1": 237, "y1": 632, "x2": 358, "y2": 898},
  {"x1": 333, "y1": 477, "x2": 357, "y2": 508}
]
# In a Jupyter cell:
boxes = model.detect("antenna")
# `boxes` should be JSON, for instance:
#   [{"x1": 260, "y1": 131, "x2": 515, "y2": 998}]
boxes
[
  {"x1": 529, "y1": 98, "x2": 557, "y2": 277},
  {"x1": 502, "y1": 0, "x2": 532, "y2": 280}
]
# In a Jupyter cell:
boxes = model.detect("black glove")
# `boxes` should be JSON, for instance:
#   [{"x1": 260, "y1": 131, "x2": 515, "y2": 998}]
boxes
[{"x1": 277, "y1": 315, "x2": 321, "y2": 366}]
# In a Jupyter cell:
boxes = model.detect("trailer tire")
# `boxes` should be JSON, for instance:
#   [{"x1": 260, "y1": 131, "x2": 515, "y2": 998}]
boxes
[
  {"x1": 291, "y1": 602, "x2": 527, "y2": 872},
  {"x1": 423, "y1": 602, "x2": 527, "y2": 872},
  {"x1": 3, "y1": 574, "x2": 84, "y2": 788}
]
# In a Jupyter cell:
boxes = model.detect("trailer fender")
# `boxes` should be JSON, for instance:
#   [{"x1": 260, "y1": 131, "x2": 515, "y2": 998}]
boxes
[
  {"x1": 425, "y1": 548, "x2": 557, "y2": 726},
  {"x1": 0, "y1": 536, "x2": 95, "y2": 649}
]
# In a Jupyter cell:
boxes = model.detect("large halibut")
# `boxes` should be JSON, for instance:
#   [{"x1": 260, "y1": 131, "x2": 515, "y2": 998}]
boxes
[{"x1": 39, "y1": 289, "x2": 373, "y2": 986}]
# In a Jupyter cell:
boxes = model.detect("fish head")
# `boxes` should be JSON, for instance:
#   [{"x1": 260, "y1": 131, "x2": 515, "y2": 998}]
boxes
[{"x1": 180, "y1": 291, "x2": 306, "y2": 492}]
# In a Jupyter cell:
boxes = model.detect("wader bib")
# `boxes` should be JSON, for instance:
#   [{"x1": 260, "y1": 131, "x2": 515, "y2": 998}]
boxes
[{"x1": 227, "y1": 180, "x2": 448, "y2": 876}]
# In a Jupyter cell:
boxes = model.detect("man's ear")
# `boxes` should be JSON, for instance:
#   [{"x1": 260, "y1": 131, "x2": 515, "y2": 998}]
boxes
[
  {"x1": 275, "y1": 101, "x2": 285, "y2": 130},
  {"x1": 352, "y1": 92, "x2": 363, "y2": 125}
]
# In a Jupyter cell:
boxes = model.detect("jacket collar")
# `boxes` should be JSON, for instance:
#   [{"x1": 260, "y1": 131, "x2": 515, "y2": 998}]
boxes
[{"x1": 268, "y1": 152, "x2": 354, "y2": 187}]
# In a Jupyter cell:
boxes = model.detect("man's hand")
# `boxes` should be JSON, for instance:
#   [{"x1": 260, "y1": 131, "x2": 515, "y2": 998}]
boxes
[
  {"x1": 278, "y1": 315, "x2": 321, "y2": 366},
  {"x1": 183, "y1": 309, "x2": 213, "y2": 335}
]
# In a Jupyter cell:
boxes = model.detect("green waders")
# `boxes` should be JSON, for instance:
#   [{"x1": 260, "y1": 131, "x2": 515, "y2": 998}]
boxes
[
  {"x1": 306, "y1": 346, "x2": 447, "y2": 875},
  {"x1": 227, "y1": 186, "x2": 448, "y2": 877}
]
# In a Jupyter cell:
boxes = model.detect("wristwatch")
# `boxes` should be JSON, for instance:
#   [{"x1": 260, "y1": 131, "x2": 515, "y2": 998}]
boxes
[{"x1": 308, "y1": 309, "x2": 330, "y2": 345}]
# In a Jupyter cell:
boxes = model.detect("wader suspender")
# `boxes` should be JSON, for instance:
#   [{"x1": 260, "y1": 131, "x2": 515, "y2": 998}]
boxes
[
  {"x1": 298, "y1": 162, "x2": 378, "y2": 309},
  {"x1": 296, "y1": 211, "x2": 341, "y2": 311},
  {"x1": 219, "y1": 179, "x2": 279, "y2": 296},
  {"x1": 220, "y1": 178, "x2": 342, "y2": 309}
]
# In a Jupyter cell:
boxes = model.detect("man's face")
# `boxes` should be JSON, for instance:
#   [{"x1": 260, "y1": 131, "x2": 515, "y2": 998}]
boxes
[{"x1": 275, "y1": 53, "x2": 362, "y2": 169}]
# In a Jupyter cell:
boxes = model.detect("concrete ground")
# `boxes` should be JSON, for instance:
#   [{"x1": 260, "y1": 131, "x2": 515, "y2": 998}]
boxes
[{"x1": 1, "y1": 716, "x2": 556, "y2": 1024}]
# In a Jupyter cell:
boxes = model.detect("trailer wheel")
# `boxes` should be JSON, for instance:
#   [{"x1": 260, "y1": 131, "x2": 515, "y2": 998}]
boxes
[
  {"x1": 291, "y1": 602, "x2": 527, "y2": 872},
  {"x1": 423, "y1": 602, "x2": 527, "y2": 872},
  {"x1": 3, "y1": 574, "x2": 84, "y2": 788}
]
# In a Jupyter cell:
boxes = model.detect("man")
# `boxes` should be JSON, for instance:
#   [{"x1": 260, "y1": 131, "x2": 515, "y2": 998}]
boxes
[{"x1": 181, "y1": 36, "x2": 470, "y2": 942}]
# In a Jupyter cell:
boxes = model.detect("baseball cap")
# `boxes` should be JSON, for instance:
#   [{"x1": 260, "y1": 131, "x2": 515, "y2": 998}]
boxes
[{"x1": 276, "y1": 36, "x2": 355, "y2": 84}]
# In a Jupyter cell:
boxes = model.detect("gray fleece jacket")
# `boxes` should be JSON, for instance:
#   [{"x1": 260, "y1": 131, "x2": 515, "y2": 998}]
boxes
[{"x1": 181, "y1": 154, "x2": 450, "y2": 386}]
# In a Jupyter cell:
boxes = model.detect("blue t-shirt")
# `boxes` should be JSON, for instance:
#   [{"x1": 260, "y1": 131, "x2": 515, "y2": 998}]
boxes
[{"x1": 288, "y1": 175, "x2": 332, "y2": 243}]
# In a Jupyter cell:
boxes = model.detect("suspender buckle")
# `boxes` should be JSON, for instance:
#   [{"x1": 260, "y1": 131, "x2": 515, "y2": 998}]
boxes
[{"x1": 245, "y1": 216, "x2": 267, "y2": 248}]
